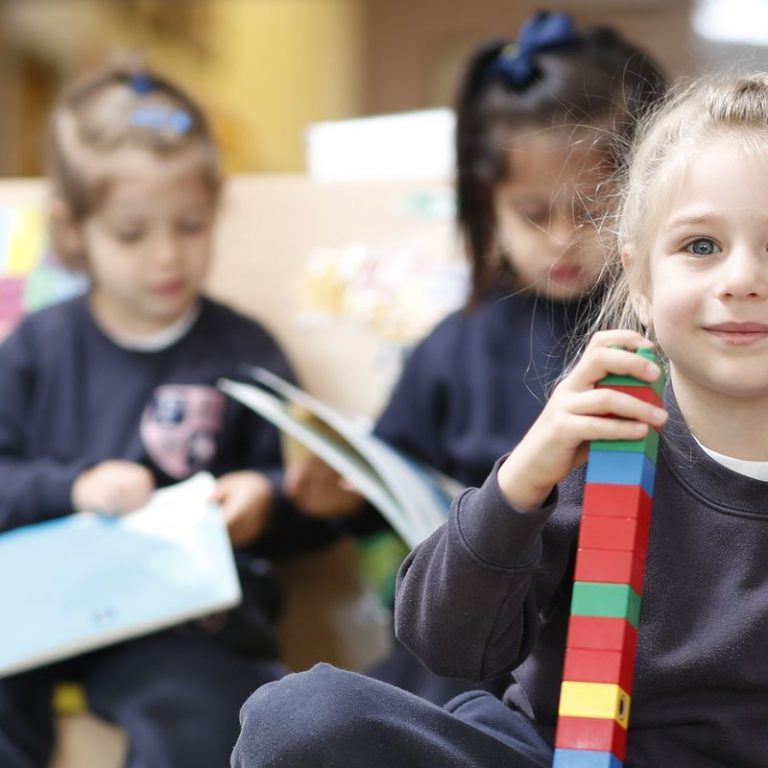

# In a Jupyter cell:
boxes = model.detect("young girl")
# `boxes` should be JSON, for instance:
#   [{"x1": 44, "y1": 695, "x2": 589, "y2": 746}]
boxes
[
  {"x1": 0, "y1": 67, "x2": 337, "y2": 768},
  {"x1": 233, "y1": 74, "x2": 768, "y2": 768},
  {"x1": 287, "y1": 11, "x2": 666, "y2": 705}
]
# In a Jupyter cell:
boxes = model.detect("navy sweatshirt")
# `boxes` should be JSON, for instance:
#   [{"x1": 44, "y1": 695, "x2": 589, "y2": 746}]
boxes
[
  {"x1": 375, "y1": 289, "x2": 590, "y2": 488},
  {"x1": 397, "y1": 391, "x2": 768, "y2": 767},
  {"x1": 0, "y1": 295, "x2": 337, "y2": 652}
]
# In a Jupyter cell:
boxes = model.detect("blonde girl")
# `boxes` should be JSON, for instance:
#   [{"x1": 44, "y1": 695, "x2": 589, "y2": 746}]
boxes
[{"x1": 233, "y1": 75, "x2": 768, "y2": 768}]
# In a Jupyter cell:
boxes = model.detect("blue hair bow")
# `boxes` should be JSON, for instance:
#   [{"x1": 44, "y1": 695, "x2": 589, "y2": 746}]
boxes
[
  {"x1": 130, "y1": 106, "x2": 193, "y2": 134},
  {"x1": 490, "y1": 12, "x2": 578, "y2": 89},
  {"x1": 128, "y1": 72, "x2": 193, "y2": 134}
]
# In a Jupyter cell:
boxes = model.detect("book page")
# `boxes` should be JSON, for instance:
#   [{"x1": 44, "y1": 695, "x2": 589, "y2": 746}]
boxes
[
  {"x1": 221, "y1": 370, "x2": 460, "y2": 547},
  {"x1": 0, "y1": 473, "x2": 241, "y2": 678}
]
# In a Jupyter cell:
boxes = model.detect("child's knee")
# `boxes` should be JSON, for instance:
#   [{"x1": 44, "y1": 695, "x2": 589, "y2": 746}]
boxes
[{"x1": 235, "y1": 663, "x2": 387, "y2": 764}]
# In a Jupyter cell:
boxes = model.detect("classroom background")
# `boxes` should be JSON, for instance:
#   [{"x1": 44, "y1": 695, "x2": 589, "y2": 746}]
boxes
[{"x1": 0, "y1": 0, "x2": 762, "y2": 765}]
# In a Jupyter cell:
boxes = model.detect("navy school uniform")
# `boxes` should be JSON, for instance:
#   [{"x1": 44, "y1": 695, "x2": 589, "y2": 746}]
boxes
[
  {"x1": 0, "y1": 295, "x2": 338, "y2": 768},
  {"x1": 233, "y1": 390, "x2": 768, "y2": 767},
  {"x1": 365, "y1": 287, "x2": 592, "y2": 704}
]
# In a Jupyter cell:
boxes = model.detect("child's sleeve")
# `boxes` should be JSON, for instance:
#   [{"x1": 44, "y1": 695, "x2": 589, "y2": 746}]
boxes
[
  {"x1": 394, "y1": 458, "x2": 558, "y2": 682},
  {"x1": 0, "y1": 326, "x2": 86, "y2": 532}
]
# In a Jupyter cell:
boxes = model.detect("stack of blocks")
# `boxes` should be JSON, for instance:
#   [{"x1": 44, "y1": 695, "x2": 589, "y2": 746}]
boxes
[{"x1": 552, "y1": 347, "x2": 665, "y2": 768}]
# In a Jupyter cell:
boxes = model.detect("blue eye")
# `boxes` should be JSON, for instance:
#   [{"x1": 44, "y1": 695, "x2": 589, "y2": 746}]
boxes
[{"x1": 685, "y1": 238, "x2": 720, "y2": 256}]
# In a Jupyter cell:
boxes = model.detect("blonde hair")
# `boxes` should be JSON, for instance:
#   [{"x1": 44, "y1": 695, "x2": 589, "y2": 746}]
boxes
[
  {"x1": 593, "y1": 73, "x2": 768, "y2": 338},
  {"x1": 47, "y1": 66, "x2": 221, "y2": 268}
]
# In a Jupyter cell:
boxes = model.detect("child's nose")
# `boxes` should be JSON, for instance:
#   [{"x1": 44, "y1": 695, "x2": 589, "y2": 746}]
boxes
[
  {"x1": 718, "y1": 247, "x2": 768, "y2": 299},
  {"x1": 155, "y1": 231, "x2": 184, "y2": 265},
  {"x1": 548, "y1": 214, "x2": 577, "y2": 249}
]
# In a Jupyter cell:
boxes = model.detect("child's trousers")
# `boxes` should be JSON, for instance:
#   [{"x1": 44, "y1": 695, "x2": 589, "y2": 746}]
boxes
[
  {"x1": 231, "y1": 663, "x2": 553, "y2": 768},
  {"x1": 0, "y1": 630, "x2": 285, "y2": 768}
]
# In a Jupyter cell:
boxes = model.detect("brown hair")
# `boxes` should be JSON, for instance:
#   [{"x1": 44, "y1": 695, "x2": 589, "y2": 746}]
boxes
[{"x1": 47, "y1": 66, "x2": 221, "y2": 267}]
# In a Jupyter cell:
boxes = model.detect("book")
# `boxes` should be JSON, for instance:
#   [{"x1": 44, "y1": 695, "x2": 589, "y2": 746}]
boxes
[
  {"x1": 217, "y1": 369, "x2": 462, "y2": 549},
  {"x1": 0, "y1": 472, "x2": 241, "y2": 678}
]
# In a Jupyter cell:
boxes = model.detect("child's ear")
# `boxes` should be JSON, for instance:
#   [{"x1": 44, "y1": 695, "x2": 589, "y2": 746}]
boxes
[
  {"x1": 49, "y1": 199, "x2": 87, "y2": 270},
  {"x1": 621, "y1": 244, "x2": 652, "y2": 327}
]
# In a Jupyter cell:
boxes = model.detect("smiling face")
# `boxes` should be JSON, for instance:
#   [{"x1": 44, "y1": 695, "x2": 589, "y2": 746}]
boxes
[
  {"x1": 74, "y1": 145, "x2": 217, "y2": 337},
  {"x1": 493, "y1": 128, "x2": 609, "y2": 300},
  {"x1": 640, "y1": 132, "x2": 768, "y2": 405}
]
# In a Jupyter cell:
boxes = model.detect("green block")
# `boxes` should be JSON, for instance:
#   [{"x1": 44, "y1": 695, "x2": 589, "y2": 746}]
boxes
[
  {"x1": 591, "y1": 426, "x2": 659, "y2": 462},
  {"x1": 599, "y1": 372, "x2": 664, "y2": 398},
  {"x1": 599, "y1": 346, "x2": 665, "y2": 397},
  {"x1": 571, "y1": 581, "x2": 642, "y2": 628}
]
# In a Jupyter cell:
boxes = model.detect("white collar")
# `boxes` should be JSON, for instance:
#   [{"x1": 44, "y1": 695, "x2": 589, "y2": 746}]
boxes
[
  {"x1": 107, "y1": 302, "x2": 202, "y2": 352},
  {"x1": 694, "y1": 436, "x2": 768, "y2": 482}
]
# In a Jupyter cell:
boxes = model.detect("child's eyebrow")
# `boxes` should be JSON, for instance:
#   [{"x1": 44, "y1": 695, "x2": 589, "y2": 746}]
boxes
[{"x1": 665, "y1": 212, "x2": 727, "y2": 230}]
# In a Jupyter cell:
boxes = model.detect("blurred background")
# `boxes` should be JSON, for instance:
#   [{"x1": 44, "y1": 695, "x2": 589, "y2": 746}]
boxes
[{"x1": 1, "y1": 0, "x2": 767, "y2": 179}]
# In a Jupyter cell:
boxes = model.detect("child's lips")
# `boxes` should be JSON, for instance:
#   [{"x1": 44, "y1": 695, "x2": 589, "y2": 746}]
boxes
[
  {"x1": 549, "y1": 263, "x2": 583, "y2": 282},
  {"x1": 153, "y1": 279, "x2": 186, "y2": 296},
  {"x1": 704, "y1": 321, "x2": 768, "y2": 344}
]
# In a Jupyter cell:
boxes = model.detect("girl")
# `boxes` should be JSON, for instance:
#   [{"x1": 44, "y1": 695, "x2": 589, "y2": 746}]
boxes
[
  {"x1": 287, "y1": 11, "x2": 666, "y2": 706},
  {"x1": 233, "y1": 74, "x2": 768, "y2": 768},
  {"x1": 0, "y1": 67, "x2": 337, "y2": 768}
]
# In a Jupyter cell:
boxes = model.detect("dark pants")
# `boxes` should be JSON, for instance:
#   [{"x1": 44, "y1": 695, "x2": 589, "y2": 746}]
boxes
[
  {"x1": 366, "y1": 637, "x2": 508, "y2": 706},
  {"x1": 0, "y1": 631, "x2": 286, "y2": 768},
  {"x1": 231, "y1": 663, "x2": 552, "y2": 768}
]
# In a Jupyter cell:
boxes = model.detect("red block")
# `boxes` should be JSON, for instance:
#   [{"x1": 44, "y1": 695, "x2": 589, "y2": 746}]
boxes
[
  {"x1": 562, "y1": 646, "x2": 635, "y2": 691},
  {"x1": 566, "y1": 616, "x2": 637, "y2": 655},
  {"x1": 582, "y1": 483, "x2": 652, "y2": 519},
  {"x1": 574, "y1": 548, "x2": 647, "y2": 594},
  {"x1": 555, "y1": 716, "x2": 627, "y2": 759},
  {"x1": 578, "y1": 514, "x2": 650, "y2": 554},
  {"x1": 596, "y1": 383, "x2": 662, "y2": 408}
]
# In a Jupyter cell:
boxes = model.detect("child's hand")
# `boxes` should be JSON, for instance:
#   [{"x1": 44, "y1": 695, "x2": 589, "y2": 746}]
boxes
[
  {"x1": 71, "y1": 460, "x2": 155, "y2": 516},
  {"x1": 498, "y1": 330, "x2": 668, "y2": 512},
  {"x1": 283, "y1": 455, "x2": 364, "y2": 518},
  {"x1": 211, "y1": 471, "x2": 274, "y2": 547}
]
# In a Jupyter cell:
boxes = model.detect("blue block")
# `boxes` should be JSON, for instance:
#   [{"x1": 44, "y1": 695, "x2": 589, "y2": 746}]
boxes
[
  {"x1": 585, "y1": 450, "x2": 656, "y2": 498},
  {"x1": 552, "y1": 748, "x2": 623, "y2": 768}
]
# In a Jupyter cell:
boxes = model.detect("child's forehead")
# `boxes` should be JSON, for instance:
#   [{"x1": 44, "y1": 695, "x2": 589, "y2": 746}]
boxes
[
  {"x1": 499, "y1": 125, "x2": 611, "y2": 186},
  {"x1": 83, "y1": 144, "x2": 217, "y2": 210},
  {"x1": 651, "y1": 131, "x2": 768, "y2": 218}
]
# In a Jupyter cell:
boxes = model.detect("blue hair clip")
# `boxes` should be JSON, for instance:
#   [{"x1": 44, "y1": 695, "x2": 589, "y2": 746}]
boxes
[
  {"x1": 490, "y1": 12, "x2": 578, "y2": 89},
  {"x1": 130, "y1": 71, "x2": 154, "y2": 95},
  {"x1": 130, "y1": 106, "x2": 193, "y2": 134}
]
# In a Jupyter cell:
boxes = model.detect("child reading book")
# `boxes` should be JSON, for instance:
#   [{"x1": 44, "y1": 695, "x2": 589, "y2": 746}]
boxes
[{"x1": 0, "y1": 65, "x2": 336, "y2": 768}]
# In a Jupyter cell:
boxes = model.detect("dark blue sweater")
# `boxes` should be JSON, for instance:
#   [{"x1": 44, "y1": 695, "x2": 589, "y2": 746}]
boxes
[
  {"x1": 0, "y1": 295, "x2": 338, "y2": 654},
  {"x1": 375, "y1": 289, "x2": 590, "y2": 488},
  {"x1": 397, "y1": 392, "x2": 768, "y2": 767}
]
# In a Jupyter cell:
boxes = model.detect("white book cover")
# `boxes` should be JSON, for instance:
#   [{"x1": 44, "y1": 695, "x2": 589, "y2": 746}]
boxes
[
  {"x1": 218, "y1": 370, "x2": 461, "y2": 549},
  {"x1": 0, "y1": 472, "x2": 241, "y2": 678}
]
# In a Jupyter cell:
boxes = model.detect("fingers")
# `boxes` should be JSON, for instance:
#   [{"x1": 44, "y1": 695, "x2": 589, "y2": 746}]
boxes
[
  {"x1": 569, "y1": 387, "x2": 667, "y2": 429},
  {"x1": 566, "y1": 333, "x2": 661, "y2": 392}
]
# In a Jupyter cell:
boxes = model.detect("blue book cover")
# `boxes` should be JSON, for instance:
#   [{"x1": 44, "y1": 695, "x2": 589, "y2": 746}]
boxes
[{"x1": 0, "y1": 473, "x2": 241, "y2": 678}]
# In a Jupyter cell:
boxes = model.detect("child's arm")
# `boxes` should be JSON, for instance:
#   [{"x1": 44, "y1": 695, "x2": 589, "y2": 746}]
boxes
[
  {"x1": 395, "y1": 330, "x2": 667, "y2": 681},
  {"x1": 0, "y1": 328, "x2": 85, "y2": 531}
]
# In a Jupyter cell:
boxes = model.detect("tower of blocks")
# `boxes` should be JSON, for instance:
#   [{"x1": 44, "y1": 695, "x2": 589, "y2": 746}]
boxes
[{"x1": 552, "y1": 347, "x2": 665, "y2": 768}]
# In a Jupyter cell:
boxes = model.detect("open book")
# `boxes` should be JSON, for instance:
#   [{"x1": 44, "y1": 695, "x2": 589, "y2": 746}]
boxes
[
  {"x1": 0, "y1": 473, "x2": 241, "y2": 678},
  {"x1": 218, "y1": 369, "x2": 462, "y2": 549}
]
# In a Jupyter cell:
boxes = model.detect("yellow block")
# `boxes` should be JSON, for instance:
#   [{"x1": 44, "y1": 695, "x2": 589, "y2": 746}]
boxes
[
  {"x1": 52, "y1": 682, "x2": 87, "y2": 716},
  {"x1": 558, "y1": 681, "x2": 631, "y2": 728}
]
